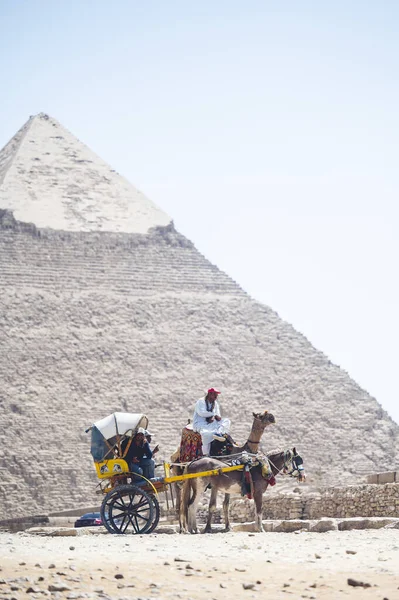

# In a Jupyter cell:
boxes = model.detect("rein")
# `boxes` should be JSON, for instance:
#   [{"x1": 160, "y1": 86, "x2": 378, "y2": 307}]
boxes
[
  {"x1": 209, "y1": 451, "x2": 258, "y2": 461},
  {"x1": 267, "y1": 450, "x2": 292, "y2": 477}
]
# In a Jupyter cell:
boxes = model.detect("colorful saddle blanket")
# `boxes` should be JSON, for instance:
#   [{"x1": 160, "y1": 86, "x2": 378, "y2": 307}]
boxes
[{"x1": 179, "y1": 425, "x2": 203, "y2": 462}]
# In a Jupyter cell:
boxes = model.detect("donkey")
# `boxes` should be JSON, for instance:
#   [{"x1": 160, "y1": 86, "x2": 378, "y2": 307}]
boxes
[{"x1": 180, "y1": 448, "x2": 299, "y2": 533}]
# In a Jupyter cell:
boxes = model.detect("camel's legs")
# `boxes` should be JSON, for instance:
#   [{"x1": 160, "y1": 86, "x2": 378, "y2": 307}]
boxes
[
  {"x1": 203, "y1": 486, "x2": 217, "y2": 533},
  {"x1": 222, "y1": 493, "x2": 231, "y2": 532},
  {"x1": 253, "y1": 487, "x2": 265, "y2": 532}
]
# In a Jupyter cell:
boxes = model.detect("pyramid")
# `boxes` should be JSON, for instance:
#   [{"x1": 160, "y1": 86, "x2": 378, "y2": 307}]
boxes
[
  {"x1": 0, "y1": 114, "x2": 398, "y2": 520},
  {"x1": 0, "y1": 113, "x2": 171, "y2": 232}
]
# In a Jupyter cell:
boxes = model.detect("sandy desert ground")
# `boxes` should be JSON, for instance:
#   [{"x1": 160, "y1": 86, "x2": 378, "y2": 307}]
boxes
[{"x1": 1, "y1": 529, "x2": 399, "y2": 600}]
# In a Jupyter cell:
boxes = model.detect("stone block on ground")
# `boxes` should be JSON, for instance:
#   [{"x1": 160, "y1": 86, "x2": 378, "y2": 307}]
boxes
[
  {"x1": 25, "y1": 526, "x2": 108, "y2": 536},
  {"x1": 273, "y1": 520, "x2": 310, "y2": 533},
  {"x1": 338, "y1": 518, "x2": 397, "y2": 531},
  {"x1": 232, "y1": 521, "x2": 258, "y2": 532},
  {"x1": 152, "y1": 525, "x2": 178, "y2": 534},
  {"x1": 309, "y1": 518, "x2": 338, "y2": 532},
  {"x1": 25, "y1": 527, "x2": 79, "y2": 536}
]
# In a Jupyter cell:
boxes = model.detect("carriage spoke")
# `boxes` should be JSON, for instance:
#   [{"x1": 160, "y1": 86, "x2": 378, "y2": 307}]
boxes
[
  {"x1": 120, "y1": 514, "x2": 130, "y2": 534},
  {"x1": 112, "y1": 499, "x2": 128, "y2": 511},
  {"x1": 130, "y1": 496, "x2": 148, "y2": 510},
  {"x1": 134, "y1": 508, "x2": 151, "y2": 520},
  {"x1": 132, "y1": 515, "x2": 140, "y2": 532},
  {"x1": 134, "y1": 511, "x2": 151, "y2": 523},
  {"x1": 126, "y1": 510, "x2": 140, "y2": 533}
]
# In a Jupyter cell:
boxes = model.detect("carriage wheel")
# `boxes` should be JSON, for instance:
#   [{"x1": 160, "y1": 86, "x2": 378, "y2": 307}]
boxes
[
  {"x1": 145, "y1": 494, "x2": 160, "y2": 534},
  {"x1": 101, "y1": 484, "x2": 154, "y2": 534}
]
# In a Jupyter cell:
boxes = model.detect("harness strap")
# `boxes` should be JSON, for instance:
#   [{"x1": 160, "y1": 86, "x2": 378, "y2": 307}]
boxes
[
  {"x1": 267, "y1": 452, "x2": 291, "y2": 477},
  {"x1": 241, "y1": 464, "x2": 254, "y2": 499}
]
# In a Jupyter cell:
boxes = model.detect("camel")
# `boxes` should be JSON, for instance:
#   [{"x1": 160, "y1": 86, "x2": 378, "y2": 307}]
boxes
[
  {"x1": 180, "y1": 448, "x2": 298, "y2": 534},
  {"x1": 210, "y1": 410, "x2": 275, "y2": 456},
  {"x1": 170, "y1": 411, "x2": 275, "y2": 518}
]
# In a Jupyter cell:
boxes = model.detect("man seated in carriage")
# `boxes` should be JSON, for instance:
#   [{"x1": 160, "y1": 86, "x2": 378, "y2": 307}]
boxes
[
  {"x1": 193, "y1": 388, "x2": 231, "y2": 455},
  {"x1": 145, "y1": 429, "x2": 159, "y2": 457},
  {"x1": 121, "y1": 427, "x2": 155, "y2": 481}
]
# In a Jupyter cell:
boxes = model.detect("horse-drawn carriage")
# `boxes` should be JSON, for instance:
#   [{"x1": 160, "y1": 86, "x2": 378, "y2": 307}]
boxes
[{"x1": 88, "y1": 411, "x2": 305, "y2": 535}]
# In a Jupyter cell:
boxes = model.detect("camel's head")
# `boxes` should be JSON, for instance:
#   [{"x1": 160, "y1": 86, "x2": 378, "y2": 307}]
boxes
[{"x1": 252, "y1": 410, "x2": 276, "y2": 426}]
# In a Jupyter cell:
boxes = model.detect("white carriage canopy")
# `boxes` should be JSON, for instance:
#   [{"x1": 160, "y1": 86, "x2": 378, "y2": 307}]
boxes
[{"x1": 90, "y1": 412, "x2": 149, "y2": 462}]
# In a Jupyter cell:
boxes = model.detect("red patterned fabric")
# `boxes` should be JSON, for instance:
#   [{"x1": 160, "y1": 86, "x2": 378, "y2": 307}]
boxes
[{"x1": 179, "y1": 426, "x2": 203, "y2": 462}]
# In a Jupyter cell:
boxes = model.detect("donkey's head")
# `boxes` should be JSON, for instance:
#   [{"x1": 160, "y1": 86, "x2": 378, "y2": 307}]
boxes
[
  {"x1": 292, "y1": 447, "x2": 306, "y2": 482},
  {"x1": 267, "y1": 448, "x2": 297, "y2": 475}
]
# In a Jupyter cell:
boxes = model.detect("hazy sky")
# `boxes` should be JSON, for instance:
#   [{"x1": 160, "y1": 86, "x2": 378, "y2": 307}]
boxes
[{"x1": 1, "y1": 1, "x2": 398, "y2": 422}]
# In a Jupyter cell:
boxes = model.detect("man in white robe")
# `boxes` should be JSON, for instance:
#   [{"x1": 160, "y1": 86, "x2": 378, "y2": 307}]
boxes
[{"x1": 193, "y1": 388, "x2": 231, "y2": 455}]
